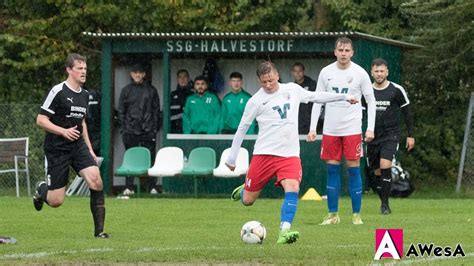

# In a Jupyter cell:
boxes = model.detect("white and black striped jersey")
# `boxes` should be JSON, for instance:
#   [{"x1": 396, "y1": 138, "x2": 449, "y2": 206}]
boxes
[
  {"x1": 39, "y1": 81, "x2": 89, "y2": 150},
  {"x1": 371, "y1": 81, "x2": 414, "y2": 139}
]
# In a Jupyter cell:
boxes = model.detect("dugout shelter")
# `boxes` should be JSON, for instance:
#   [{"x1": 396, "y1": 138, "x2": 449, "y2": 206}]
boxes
[{"x1": 82, "y1": 31, "x2": 420, "y2": 195}]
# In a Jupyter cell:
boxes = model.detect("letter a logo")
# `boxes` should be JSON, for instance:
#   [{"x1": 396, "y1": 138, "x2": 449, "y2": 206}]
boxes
[{"x1": 374, "y1": 229, "x2": 404, "y2": 260}]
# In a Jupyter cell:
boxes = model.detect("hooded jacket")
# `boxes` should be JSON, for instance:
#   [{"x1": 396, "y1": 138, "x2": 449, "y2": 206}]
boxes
[{"x1": 118, "y1": 80, "x2": 161, "y2": 136}]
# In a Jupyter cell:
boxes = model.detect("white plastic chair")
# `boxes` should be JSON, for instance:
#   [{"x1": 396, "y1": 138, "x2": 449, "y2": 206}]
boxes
[
  {"x1": 148, "y1": 147, "x2": 184, "y2": 177},
  {"x1": 0, "y1": 137, "x2": 31, "y2": 197},
  {"x1": 213, "y1": 147, "x2": 249, "y2": 178}
]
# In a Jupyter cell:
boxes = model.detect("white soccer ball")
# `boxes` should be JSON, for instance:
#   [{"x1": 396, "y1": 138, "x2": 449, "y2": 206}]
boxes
[{"x1": 240, "y1": 221, "x2": 266, "y2": 244}]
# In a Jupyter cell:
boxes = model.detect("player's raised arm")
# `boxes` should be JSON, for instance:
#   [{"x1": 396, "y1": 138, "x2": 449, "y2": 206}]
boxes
[{"x1": 226, "y1": 100, "x2": 258, "y2": 170}]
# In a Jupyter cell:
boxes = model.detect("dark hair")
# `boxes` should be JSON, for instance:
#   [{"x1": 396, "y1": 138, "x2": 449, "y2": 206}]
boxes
[
  {"x1": 131, "y1": 63, "x2": 146, "y2": 73},
  {"x1": 177, "y1": 69, "x2": 189, "y2": 77},
  {"x1": 194, "y1": 75, "x2": 207, "y2": 83},
  {"x1": 256, "y1": 61, "x2": 278, "y2": 78},
  {"x1": 65, "y1": 53, "x2": 86, "y2": 68},
  {"x1": 335, "y1": 37, "x2": 353, "y2": 48},
  {"x1": 371, "y1": 58, "x2": 388, "y2": 68},
  {"x1": 229, "y1": 72, "x2": 243, "y2": 80},
  {"x1": 292, "y1": 62, "x2": 305, "y2": 71}
]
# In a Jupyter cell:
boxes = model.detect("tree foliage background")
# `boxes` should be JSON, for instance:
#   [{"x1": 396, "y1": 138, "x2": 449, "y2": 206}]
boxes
[{"x1": 1, "y1": 0, "x2": 472, "y2": 185}]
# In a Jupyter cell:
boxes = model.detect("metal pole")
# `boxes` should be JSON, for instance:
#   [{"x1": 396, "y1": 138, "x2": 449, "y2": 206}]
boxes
[{"x1": 456, "y1": 92, "x2": 474, "y2": 193}]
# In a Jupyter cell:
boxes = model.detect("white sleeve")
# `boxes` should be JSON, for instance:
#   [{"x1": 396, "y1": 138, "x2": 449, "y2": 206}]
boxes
[
  {"x1": 226, "y1": 100, "x2": 258, "y2": 166},
  {"x1": 361, "y1": 71, "x2": 376, "y2": 131},
  {"x1": 307, "y1": 90, "x2": 351, "y2": 131},
  {"x1": 309, "y1": 103, "x2": 322, "y2": 131},
  {"x1": 309, "y1": 74, "x2": 326, "y2": 131},
  {"x1": 301, "y1": 90, "x2": 349, "y2": 104}
]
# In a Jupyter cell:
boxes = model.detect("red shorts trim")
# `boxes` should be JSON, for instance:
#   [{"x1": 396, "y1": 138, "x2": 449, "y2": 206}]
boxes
[
  {"x1": 320, "y1": 134, "x2": 363, "y2": 161},
  {"x1": 245, "y1": 155, "x2": 302, "y2": 192}
]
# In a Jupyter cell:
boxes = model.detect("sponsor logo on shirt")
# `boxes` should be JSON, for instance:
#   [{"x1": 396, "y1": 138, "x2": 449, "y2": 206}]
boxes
[
  {"x1": 66, "y1": 106, "x2": 87, "y2": 118},
  {"x1": 376, "y1": 100, "x2": 391, "y2": 111}
]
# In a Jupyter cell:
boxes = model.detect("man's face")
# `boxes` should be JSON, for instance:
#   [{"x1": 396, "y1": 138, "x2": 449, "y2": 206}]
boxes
[
  {"x1": 67, "y1": 60, "x2": 87, "y2": 85},
  {"x1": 371, "y1": 64, "x2": 389, "y2": 85},
  {"x1": 177, "y1": 72, "x2": 190, "y2": 87},
  {"x1": 291, "y1": 65, "x2": 304, "y2": 83},
  {"x1": 229, "y1": 78, "x2": 242, "y2": 93},
  {"x1": 131, "y1": 71, "x2": 146, "y2": 84},
  {"x1": 334, "y1": 42, "x2": 354, "y2": 66},
  {"x1": 259, "y1": 70, "x2": 279, "y2": 94},
  {"x1": 194, "y1": 79, "x2": 208, "y2": 95}
]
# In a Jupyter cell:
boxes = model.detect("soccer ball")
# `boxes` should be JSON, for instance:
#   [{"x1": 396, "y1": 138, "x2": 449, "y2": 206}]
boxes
[{"x1": 240, "y1": 221, "x2": 266, "y2": 244}]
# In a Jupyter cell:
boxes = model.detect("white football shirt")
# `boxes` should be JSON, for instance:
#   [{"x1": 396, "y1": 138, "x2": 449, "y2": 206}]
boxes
[
  {"x1": 309, "y1": 61, "x2": 376, "y2": 136},
  {"x1": 226, "y1": 82, "x2": 350, "y2": 166}
]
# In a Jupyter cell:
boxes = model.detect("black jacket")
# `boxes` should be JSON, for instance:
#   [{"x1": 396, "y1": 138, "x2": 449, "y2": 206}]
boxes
[
  {"x1": 170, "y1": 82, "x2": 194, "y2": 133},
  {"x1": 118, "y1": 81, "x2": 161, "y2": 136},
  {"x1": 296, "y1": 75, "x2": 317, "y2": 134},
  {"x1": 86, "y1": 89, "x2": 101, "y2": 153}
]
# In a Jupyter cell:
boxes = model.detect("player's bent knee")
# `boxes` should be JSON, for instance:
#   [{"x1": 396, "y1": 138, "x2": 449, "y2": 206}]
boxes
[
  {"x1": 242, "y1": 199, "x2": 255, "y2": 206},
  {"x1": 89, "y1": 179, "x2": 103, "y2": 191},
  {"x1": 48, "y1": 198, "x2": 64, "y2": 207}
]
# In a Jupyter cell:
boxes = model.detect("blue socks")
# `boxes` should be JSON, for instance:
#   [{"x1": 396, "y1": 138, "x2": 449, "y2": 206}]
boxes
[
  {"x1": 327, "y1": 164, "x2": 341, "y2": 213},
  {"x1": 348, "y1": 167, "x2": 362, "y2": 213},
  {"x1": 280, "y1": 192, "x2": 298, "y2": 229}
]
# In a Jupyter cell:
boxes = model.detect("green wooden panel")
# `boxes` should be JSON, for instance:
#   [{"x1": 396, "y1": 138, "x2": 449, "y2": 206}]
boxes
[
  {"x1": 162, "y1": 52, "x2": 171, "y2": 137},
  {"x1": 100, "y1": 40, "x2": 112, "y2": 193},
  {"x1": 353, "y1": 39, "x2": 402, "y2": 83}
]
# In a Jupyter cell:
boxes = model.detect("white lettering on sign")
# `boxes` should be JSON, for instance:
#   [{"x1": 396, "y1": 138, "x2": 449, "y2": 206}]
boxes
[{"x1": 166, "y1": 40, "x2": 294, "y2": 53}]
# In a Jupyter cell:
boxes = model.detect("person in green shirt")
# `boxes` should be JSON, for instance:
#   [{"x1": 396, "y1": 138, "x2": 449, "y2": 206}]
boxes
[
  {"x1": 220, "y1": 72, "x2": 256, "y2": 134},
  {"x1": 183, "y1": 76, "x2": 221, "y2": 134}
]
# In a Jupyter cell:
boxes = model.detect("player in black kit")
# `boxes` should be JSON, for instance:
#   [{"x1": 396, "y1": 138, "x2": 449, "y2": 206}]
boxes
[
  {"x1": 33, "y1": 53, "x2": 109, "y2": 238},
  {"x1": 367, "y1": 58, "x2": 415, "y2": 215}
]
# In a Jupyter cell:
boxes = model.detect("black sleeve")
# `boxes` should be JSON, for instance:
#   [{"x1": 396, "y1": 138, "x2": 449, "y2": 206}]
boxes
[
  {"x1": 310, "y1": 79, "x2": 317, "y2": 92},
  {"x1": 117, "y1": 86, "x2": 128, "y2": 127},
  {"x1": 401, "y1": 104, "x2": 415, "y2": 137},
  {"x1": 152, "y1": 86, "x2": 161, "y2": 132}
]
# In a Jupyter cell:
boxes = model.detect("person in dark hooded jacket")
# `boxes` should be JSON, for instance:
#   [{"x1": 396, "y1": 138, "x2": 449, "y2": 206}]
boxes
[{"x1": 118, "y1": 63, "x2": 162, "y2": 195}]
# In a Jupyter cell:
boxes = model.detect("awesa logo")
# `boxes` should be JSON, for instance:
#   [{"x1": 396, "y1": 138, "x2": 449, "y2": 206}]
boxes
[
  {"x1": 374, "y1": 229, "x2": 404, "y2": 260},
  {"x1": 374, "y1": 229, "x2": 466, "y2": 260}
]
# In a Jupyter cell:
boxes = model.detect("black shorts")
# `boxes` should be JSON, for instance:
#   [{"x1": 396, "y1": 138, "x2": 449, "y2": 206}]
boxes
[
  {"x1": 45, "y1": 138, "x2": 97, "y2": 190},
  {"x1": 366, "y1": 136, "x2": 399, "y2": 170}
]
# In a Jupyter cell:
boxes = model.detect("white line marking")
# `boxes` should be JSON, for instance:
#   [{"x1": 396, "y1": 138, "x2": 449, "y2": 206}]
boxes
[
  {"x1": 370, "y1": 252, "x2": 474, "y2": 265},
  {"x1": 1, "y1": 246, "x2": 228, "y2": 260}
]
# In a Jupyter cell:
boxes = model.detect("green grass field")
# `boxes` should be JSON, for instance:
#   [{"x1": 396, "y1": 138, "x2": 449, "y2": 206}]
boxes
[{"x1": 0, "y1": 194, "x2": 472, "y2": 264}]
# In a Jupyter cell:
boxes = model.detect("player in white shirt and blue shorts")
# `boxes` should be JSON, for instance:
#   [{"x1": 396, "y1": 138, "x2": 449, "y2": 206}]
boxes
[
  {"x1": 307, "y1": 37, "x2": 376, "y2": 225},
  {"x1": 226, "y1": 61, "x2": 358, "y2": 244}
]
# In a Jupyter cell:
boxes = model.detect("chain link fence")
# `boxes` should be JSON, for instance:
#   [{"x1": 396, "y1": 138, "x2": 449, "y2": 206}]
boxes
[{"x1": 0, "y1": 104, "x2": 45, "y2": 196}]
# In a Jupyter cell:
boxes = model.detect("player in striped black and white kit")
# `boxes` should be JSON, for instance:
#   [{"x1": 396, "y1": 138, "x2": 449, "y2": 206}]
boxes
[
  {"x1": 33, "y1": 53, "x2": 109, "y2": 238},
  {"x1": 307, "y1": 37, "x2": 376, "y2": 225},
  {"x1": 367, "y1": 58, "x2": 415, "y2": 215},
  {"x1": 226, "y1": 61, "x2": 358, "y2": 244}
]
